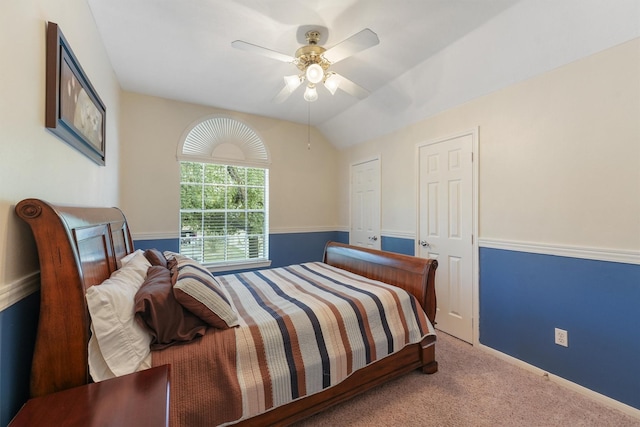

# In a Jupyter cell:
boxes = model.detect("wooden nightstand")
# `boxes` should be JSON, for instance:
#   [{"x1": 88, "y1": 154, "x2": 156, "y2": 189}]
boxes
[{"x1": 9, "y1": 364, "x2": 170, "y2": 427}]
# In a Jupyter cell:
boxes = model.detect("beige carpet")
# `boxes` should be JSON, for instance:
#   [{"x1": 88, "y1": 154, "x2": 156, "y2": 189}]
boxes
[{"x1": 295, "y1": 331, "x2": 640, "y2": 427}]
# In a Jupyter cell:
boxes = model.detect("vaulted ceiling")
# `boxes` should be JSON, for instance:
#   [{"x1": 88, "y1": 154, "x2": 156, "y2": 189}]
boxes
[{"x1": 87, "y1": 0, "x2": 639, "y2": 149}]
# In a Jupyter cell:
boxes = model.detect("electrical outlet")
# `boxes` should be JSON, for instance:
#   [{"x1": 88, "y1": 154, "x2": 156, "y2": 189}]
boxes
[{"x1": 555, "y1": 328, "x2": 568, "y2": 347}]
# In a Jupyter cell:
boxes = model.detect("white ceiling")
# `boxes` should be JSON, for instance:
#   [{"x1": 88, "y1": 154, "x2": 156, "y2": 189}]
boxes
[{"x1": 86, "y1": 0, "x2": 640, "y2": 149}]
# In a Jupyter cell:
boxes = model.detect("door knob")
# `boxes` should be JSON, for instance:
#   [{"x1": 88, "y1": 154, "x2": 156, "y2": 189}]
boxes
[
  {"x1": 368, "y1": 235, "x2": 378, "y2": 241},
  {"x1": 419, "y1": 240, "x2": 431, "y2": 248}
]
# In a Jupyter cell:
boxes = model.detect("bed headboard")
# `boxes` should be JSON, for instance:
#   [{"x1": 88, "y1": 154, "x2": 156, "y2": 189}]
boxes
[
  {"x1": 323, "y1": 241, "x2": 438, "y2": 325},
  {"x1": 16, "y1": 198, "x2": 134, "y2": 397}
]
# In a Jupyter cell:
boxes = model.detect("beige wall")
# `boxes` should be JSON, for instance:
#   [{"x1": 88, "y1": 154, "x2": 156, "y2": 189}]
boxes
[
  {"x1": 2, "y1": 1, "x2": 636, "y2": 302},
  {"x1": 0, "y1": 0, "x2": 121, "y2": 299},
  {"x1": 338, "y1": 39, "x2": 640, "y2": 251},
  {"x1": 119, "y1": 92, "x2": 339, "y2": 239}
]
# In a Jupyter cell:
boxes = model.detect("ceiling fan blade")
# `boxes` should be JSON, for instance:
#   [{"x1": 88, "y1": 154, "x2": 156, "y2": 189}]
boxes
[
  {"x1": 332, "y1": 73, "x2": 370, "y2": 99},
  {"x1": 273, "y1": 85, "x2": 294, "y2": 104},
  {"x1": 231, "y1": 40, "x2": 295, "y2": 63},
  {"x1": 273, "y1": 75, "x2": 302, "y2": 103},
  {"x1": 323, "y1": 28, "x2": 380, "y2": 64}
]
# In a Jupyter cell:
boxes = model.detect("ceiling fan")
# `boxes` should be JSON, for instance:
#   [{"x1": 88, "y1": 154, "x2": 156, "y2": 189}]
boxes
[{"x1": 231, "y1": 28, "x2": 379, "y2": 103}]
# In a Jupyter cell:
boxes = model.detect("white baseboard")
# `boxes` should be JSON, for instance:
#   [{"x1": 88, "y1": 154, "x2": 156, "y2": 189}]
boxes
[
  {"x1": 0, "y1": 271, "x2": 40, "y2": 312},
  {"x1": 477, "y1": 342, "x2": 640, "y2": 420}
]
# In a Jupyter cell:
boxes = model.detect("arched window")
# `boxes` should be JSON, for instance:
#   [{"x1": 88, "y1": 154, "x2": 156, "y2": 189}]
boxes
[{"x1": 177, "y1": 116, "x2": 270, "y2": 270}]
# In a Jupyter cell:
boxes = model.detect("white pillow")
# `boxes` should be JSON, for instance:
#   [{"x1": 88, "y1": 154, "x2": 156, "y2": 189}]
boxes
[
  {"x1": 120, "y1": 249, "x2": 143, "y2": 266},
  {"x1": 86, "y1": 250, "x2": 152, "y2": 381},
  {"x1": 88, "y1": 324, "x2": 114, "y2": 380}
]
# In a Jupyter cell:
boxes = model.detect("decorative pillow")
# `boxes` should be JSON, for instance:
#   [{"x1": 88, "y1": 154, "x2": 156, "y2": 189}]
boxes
[
  {"x1": 167, "y1": 257, "x2": 178, "y2": 285},
  {"x1": 134, "y1": 265, "x2": 208, "y2": 349},
  {"x1": 171, "y1": 254, "x2": 239, "y2": 329},
  {"x1": 86, "y1": 250, "x2": 152, "y2": 381},
  {"x1": 163, "y1": 251, "x2": 178, "y2": 261},
  {"x1": 144, "y1": 248, "x2": 168, "y2": 268}
]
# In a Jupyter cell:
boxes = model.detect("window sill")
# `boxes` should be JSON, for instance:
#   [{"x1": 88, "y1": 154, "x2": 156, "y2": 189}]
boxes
[{"x1": 205, "y1": 259, "x2": 272, "y2": 273}]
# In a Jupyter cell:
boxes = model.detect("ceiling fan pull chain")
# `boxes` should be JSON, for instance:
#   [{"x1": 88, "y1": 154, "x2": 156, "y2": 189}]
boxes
[{"x1": 307, "y1": 102, "x2": 311, "y2": 150}]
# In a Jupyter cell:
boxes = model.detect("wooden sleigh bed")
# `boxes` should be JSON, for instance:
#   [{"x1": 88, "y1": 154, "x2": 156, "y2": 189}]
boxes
[{"x1": 16, "y1": 198, "x2": 438, "y2": 426}]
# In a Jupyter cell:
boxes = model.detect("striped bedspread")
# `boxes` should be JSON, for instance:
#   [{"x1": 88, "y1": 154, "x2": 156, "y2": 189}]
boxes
[{"x1": 153, "y1": 261, "x2": 435, "y2": 426}]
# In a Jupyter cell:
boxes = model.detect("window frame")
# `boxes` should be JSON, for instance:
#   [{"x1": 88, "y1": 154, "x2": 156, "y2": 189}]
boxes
[{"x1": 177, "y1": 116, "x2": 271, "y2": 272}]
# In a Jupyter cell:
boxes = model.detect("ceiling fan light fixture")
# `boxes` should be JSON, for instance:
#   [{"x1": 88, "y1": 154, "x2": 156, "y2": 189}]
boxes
[
  {"x1": 304, "y1": 84, "x2": 318, "y2": 102},
  {"x1": 324, "y1": 73, "x2": 340, "y2": 95},
  {"x1": 284, "y1": 74, "x2": 302, "y2": 92},
  {"x1": 305, "y1": 63, "x2": 324, "y2": 84}
]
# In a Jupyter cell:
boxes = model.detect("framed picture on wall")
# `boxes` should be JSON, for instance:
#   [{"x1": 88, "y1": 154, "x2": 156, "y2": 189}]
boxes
[{"x1": 45, "y1": 22, "x2": 106, "y2": 166}]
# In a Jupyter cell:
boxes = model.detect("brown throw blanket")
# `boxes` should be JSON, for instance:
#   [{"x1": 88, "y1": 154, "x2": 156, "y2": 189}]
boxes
[{"x1": 152, "y1": 326, "x2": 241, "y2": 426}]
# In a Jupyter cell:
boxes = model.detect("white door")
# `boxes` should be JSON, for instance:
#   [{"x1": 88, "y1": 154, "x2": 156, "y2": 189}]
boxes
[
  {"x1": 417, "y1": 133, "x2": 474, "y2": 343},
  {"x1": 350, "y1": 158, "x2": 381, "y2": 250}
]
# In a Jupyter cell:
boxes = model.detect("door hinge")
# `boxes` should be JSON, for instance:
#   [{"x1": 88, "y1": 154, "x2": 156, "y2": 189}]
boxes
[{"x1": 471, "y1": 234, "x2": 474, "y2": 244}]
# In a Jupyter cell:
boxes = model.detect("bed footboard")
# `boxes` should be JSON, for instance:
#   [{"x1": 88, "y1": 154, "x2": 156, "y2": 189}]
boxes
[{"x1": 323, "y1": 241, "x2": 438, "y2": 324}]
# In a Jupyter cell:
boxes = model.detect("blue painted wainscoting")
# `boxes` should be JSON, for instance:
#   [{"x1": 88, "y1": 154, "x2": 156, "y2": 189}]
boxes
[
  {"x1": 381, "y1": 236, "x2": 415, "y2": 255},
  {"x1": 269, "y1": 231, "x2": 348, "y2": 268},
  {"x1": 134, "y1": 231, "x2": 349, "y2": 272},
  {"x1": 134, "y1": 232, "x2": 413, "y2": 269},
  {"x1": 0, "y1": 292, "x2": 39, "y2": 427},
  {"x1": 133, "y1": 238, "x2": 180, "y2": 253},
  {"x1": 480, "y1": 247, "x2": 640, "y2": 410}
]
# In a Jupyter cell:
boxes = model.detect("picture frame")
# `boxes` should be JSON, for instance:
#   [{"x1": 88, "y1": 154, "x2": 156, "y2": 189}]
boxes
[{"x1": 46, "y1": 22, "x2": 106, "y2": 166}]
